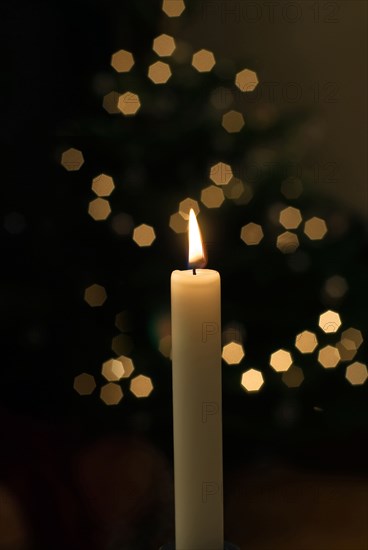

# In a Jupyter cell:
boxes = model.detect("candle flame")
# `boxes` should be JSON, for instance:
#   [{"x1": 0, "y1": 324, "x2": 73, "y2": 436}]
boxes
[{"x1": 188, "y1": 209, "x2": 206, "y2": 266}]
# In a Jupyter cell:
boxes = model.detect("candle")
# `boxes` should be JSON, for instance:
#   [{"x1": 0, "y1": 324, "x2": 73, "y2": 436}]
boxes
[{"x1": 171, "y1": 209, "x2": 223, "y2": 549}]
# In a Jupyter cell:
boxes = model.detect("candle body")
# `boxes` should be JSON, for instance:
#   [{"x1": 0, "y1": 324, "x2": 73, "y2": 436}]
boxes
[{"x1": 171, "y1": 269, "x2": 223, "y2": 550}]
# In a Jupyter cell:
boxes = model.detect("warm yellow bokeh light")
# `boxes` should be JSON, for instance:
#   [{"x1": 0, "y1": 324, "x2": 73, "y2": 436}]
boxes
[
  {"x1": 240, "y1": 222, "x2": 263, "y2": 246},
  {"x1": 188, "y1": 209, "x2": 204, "y2": 265},
  {"x1": 209, "y1": 162, "x2": 233, "y2": 186},
  {"x1": 324, "y1": 275, "x2": 348, "y2": 299},
  {"x1": 280, "y1": 177, "x2": 303, "y2": 199},
  {"x1": 222, "y1": 342, "x2": 245, "y2": 365},
  {"x1": 270, "y1": 349, "x2": 293, "y2": 372},
  {"x1": 61, "y1": 148, "x2": 84, "y2": 171},
  {"x1": 148, "y1": 61, "x2": 172, "y2": 84},
  {"x1": 111, "y1": 49, "x2": 134, "y2": 73},
  {"x1": 116, "y1": 355, "x2": 135, "y2": 378},
  {"x1": 88, "y1": 198, "x2": 111, "y2": 221},
  {"x1": 111, "y1": 334, "x2": 133, "y2": 355},
  {"x1": 153, "y1": 34, "x2": 176, "y2": 57},
  {"x1": 241, "y1": 369, "x2": 264, "y2": 392},
  {"x1": 117, "y1": 92, "x2": 141, "y2": 116},
  {"x1": 111, "y1": 213, "x2": 134, "y2": 236},
  {"x1": 304, "y1": 217, "x2": 327, "y2": 240},
  {"x1": 341, "y1": 327, "x2": 363, "y2": 349},
  {"x1": 102, "y1": 359, "x2": 125, "y2": 382},
  {"x1": 102, "y1": 91, "x2": 120, "y2": 114},
  {"x1": 318, "y1": 310, "x2": 341, "y2": 333},
  {"x1": 345, "y1": 362, "x2": 368, "y2": 385},
  {"x1": 133, "y1": 224, "x2": 156, "y2": 247},
  {"x1": 235, "y1": 68, "x2": 259, "y2": 92},
  {"x1": 201, "y1": 185, "x2": 225, "y2": 208},
  {"x1": 222, "y1": 110, "x2": 245, "y2": 133},
  {"x1": 276, "y1": 231, "x2": 299, "y2": 254},
  {"x1": 115, "y1": 311, "x2": 131, "y2": 332},
  {"x1": 295, "y1": 330, "x2": 318, "y2": 353},
  {"x1": 279, "y1": 206, "x2": 302, "y2": 229},
  {"x1": 178, "y1": 198, "x2": 200, "y2": 220},
  {"x1": 159, "y1": 335, "x2": 172, "y2": 358},
  {"x1": 318, "y1": 345, "x2": 340, "y2": 369},
  {"x1": 73, "y1": 373, "x2": 96, "y2": 395},
  {"x1": 92, "y1": 173, "x2": 115, "y2": 197},
  {"x1": 84, "y1": 284, "x2": 107, "y2": 307},
  {"x1": 192, "y1": 49, "x2": 216, "y2": 72},
  {"x1": 169, "y1": 212, "x2": 188, "y2": 233},
  {"x1": 162, "y1": 0, "x2": 186, "y2": 17},
  {"x1": 130, "y1": 375, "x2": 154, "y2": 398},
  {"x1": 282, "y1": 365, "x2": 304, "y2": 388},
  {"x1": 100, "y1": 383, "x2": 123, "y2": 405},
  {"x1": 336, "y1": 340, "x2": 357, "y2": 362}
]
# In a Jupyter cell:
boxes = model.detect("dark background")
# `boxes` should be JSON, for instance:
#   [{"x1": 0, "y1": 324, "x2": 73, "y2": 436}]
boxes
[{"x1": 1, "y1": 1, "x2": 367, "y2": 549}]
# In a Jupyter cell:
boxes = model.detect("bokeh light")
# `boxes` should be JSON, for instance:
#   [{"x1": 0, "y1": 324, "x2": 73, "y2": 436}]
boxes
[
  {"x1": 192, "y1": 49, "x2": 216, "y2": 72},
  {"x1": 345, "y1": 362, "x2": 368, "y2": 385},
  {"x1": 279, "y1": 206, "x2": 302, "y2": 229},
  {"x1": 153, "y1": 34, "x2": 176, "y2": 57},
  {"x1": 318, "y1": 345, "x2": 341, "y2": 369},
  {"x1": 200, "y1": 185, "x2": 225, "y2": 208},
  {"x1": 158, "y1": 335, "x2": 172, "y2": 358},
  {"x1": 88, "y1": 198, "x2": 111, "y2": 221},
  {"x1": 148, "y1": 61, "x2": 172, "y2": 84},
  {"x1": 209, "y1": 162, "x2": 233, "y2": 186},
  {"x1": 341, "y1": 327, "x2": 363, "y2": 349},
  {"x1": 222, "y1": 342, "x2": 245, "y2": 364},
  {"x1": 116, "y1": 355, "x2": 135, "y2": 378},
  {"x1": 61, "y1": 148, "x2": 84, "y2": 171},
  {"x1": 221, "y1": 110, "x2": 245, "y2": 133},
  {"x1": 102, "y1": 91, "x2": 120, "y2": 114},
  {"x1": 115, "y1": 311, "x2": 131, "y2": 332},
  {"x1": 162, "y1": 0, "x2": 186, "y2": 17},
  {"x1": 276, "y1": 231, "x2": 299, "y2": 253},
  {"x1": 304, "y1": 217, "x2": 327, "y2": 240},
  {"x1": 100, "y1": 383, "x2": 123, "y2": 405},
  {"x1": 336, "y1": 339, "x2": 357, "y2": 362},
  {"x1": 241, "y1": 369, "x2": 264, "y2": 392},
  {"x1": 110, "y1": 49, "x2": 134, "y2": 73},
  {"x1": 323, "y1": 275, "x2": 348, "y2": 299},
  {"x1": 178, "y1": 198, "x2": 200, "y2": 220},
  {"x1": 117, "y1": 92, "x2": 141, "y2": 116},
  {"x1": 318, "y1": 310, "x2": 341, "y2": 333},
  {"x1": 111, "y1": 334, "x2": 133, "y2": 355},
  {"x1": 132, "y1": 224, "x2": 156, "y2": 247},
  {"x1": 281, "y1": 365, "x2": 304, "y2": 388},
  {"x1": 92, "y1": 173, "x2": 115, "y2": 197},
  {"x1": 102, "y1": 359, "x2": 125, "y2": 381},
  {"x1": 240, "y1": 222, "x2": 263, "y2": 245},
  {"x1": 280, "y1": 177, "x2": 303, "y2": 199},
  {"x1": 270, "y1": 349, "x2": 293, "y2": 372},
  {"x1": 84, "y1": 284, "x2": 107, "y2": 307},
  {"x1": 295, "y1": 330, "x2": 318, "y2": 353},
  {"x1": 111, "y1": 213, "x2": 134, "y2": 236},
  {"x1": 130, "y1": 375, "x2": 154, "y2": 397},
  {"x1": 169, "y1": 212, "x2": 188, "y2": 233},
  {"x1": 73, "y1": 373, "x2": 96, "y2": 395},
  {"x1": 235, "y1": 68, "x2": 259, "y2": 92}
]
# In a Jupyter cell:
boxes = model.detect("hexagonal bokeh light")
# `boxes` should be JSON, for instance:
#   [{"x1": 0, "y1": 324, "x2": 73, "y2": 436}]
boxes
[
  {"x1": 132, "y1": 224, "x2": 156, "y2": 247},
  {"x1": 61, "y1": 148, "x2": 84, "y2": 171},
  {"x1": 88, "y1": 198, "x2": 111, "y2": 221},
  {"x1": 169, "y1": 212, "x2": 188, "y2": 233},
  {"x1": 102, "y1": 359, "x2": 125, "y2": 381},
  {"x1": 270, "y1": 349, "x2": 293, "y2": 372},
  {"x1": 201, "y1": 186, "x2": 225, "y2": 208},
  {"x1": 222, "y1": 110, "x2": 245, "y2": 133},
  {"x1": 192, "y1": 49, "x2": 216, "y2": 72},
  {"x1": 153, "y1": 34, "x2": 176, "y2": 57},
  {"x1": 281, "y1": 365, "x2": 304, "y2": 388},
  {"x1": 279, "y1": 206, "x2": 302, "y2": 229},
  {"x1": 323, "y1": 275, "x2": 348, "y2": 299},
  {"x1": 304, "y1": 217, "x2": 327, "y2": 240},
  {"x1": 318, "y1": 310, "x2": 341, "y2": 333},
  {"x1": 148, "y1": 61, "x2": 172, "y2": 84},
  {"x1": 209, "y1": 162, "x2": 233, "y2": 186},
  {"x1": 100, "y1": 383, "x2": 123, "y2": 405},
  {"x1": 318, "y1": 345, "x2": 340, "y2": 369},
  {"x1": 295, "y1": 330, "x2": 318, "y2": 353},
  {"x1": 162, "y1": 0, "x2": 186, "y2": 17},
  {"x1": 102, "y1": 91, "x2": 120, "y2": 114},
  {"x1": 92, "y1": 173, "x2": 115, "y2": 197},
  {"x1": 117, "y1": 92, "x2": 141, "y2": 116},
  {"x1": 240, "y1": 222, "x2": 263, "y2": 245},
  {"x1": 276, "y1": 231, "x2": 299, "y2": 253},
  {"x1": 235, "y1": 68, "x2": 259, "y2": 92},
  {"x1": 84, "y1": 284, "x2": 107, "y2": 307},
  {"x1": 222, "y1": 341, "x2": 245, "y2": 365},
  {"x1": 178, "y1": 198, "x2": 200, "y2": 220},
  {"x1": 336, "y1": 339, "x2": 357, "y2": 362},
  {"x1": 130, "y1": 375, "x2": 154, "y2": 398},
  {"x1": 345, "y1": 362, "x2": 368, "y2": 385},
  {"x1": 241, "y1": 369, "x2": 264, "y2": 392},
  {"x1": 111, "y1": 49, "x2": 134, "y2": 73},
  {"x1": 111, "y1": 213, "x2": 134, "y2": 236},
  {"x1": 341, "y1": 327, "x2": 363, "y2": 349},
  {"x1": 116, "y1": 355, "x2": 135, "y2": 378},
  {"x1": 73, "y1": 373, "x2": 96, "y2": 395}
]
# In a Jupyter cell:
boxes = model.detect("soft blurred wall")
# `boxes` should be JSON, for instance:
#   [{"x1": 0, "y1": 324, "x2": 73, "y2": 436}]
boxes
[{"x1": 173, "y1": 0, "x2": 367, "y2": 217}]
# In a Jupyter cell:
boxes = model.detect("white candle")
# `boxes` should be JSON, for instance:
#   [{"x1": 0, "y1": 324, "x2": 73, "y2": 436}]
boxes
[{"x1": 171, "y1": 209, "x2": 223, "y2": 550}]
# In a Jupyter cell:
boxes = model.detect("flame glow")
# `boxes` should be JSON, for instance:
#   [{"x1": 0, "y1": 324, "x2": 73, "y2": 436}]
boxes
[{"x1": 188, "y1": 209, "x2": 205, "y2": 266}]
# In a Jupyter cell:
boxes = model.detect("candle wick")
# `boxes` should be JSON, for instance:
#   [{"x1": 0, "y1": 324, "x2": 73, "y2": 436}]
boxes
[{"x1": 192, "y1": 268, "x2": 196, "y2": 275}]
